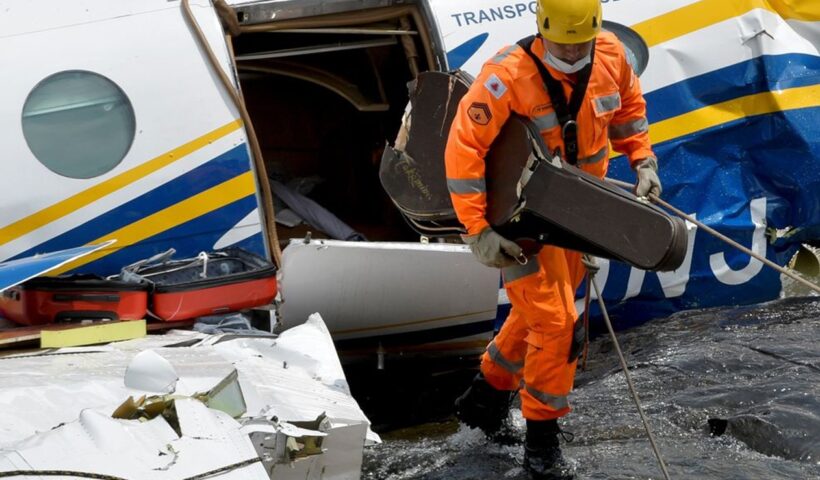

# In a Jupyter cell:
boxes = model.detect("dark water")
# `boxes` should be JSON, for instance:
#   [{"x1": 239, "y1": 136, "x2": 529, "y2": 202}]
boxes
[{"x1": 356, "y1": 295, "x2": 820, "y2": 479}]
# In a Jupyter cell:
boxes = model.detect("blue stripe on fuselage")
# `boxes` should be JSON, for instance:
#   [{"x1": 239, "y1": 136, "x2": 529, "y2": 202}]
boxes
[
  {"x1": 77, "y1": 195, "x2": 262, "y2": 275},
  {"x1": 12, "y1": 144, "x2": 253, "y2": 262},
  {"x1": 610, "y1": 106, "x2": 820, "y2": 252},
  {"x1": 645, "y1": 53, "x2": 820, "y2": 124}
]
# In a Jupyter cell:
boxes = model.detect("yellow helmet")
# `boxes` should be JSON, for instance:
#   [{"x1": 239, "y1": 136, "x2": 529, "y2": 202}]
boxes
[{"x1": 536, "y1": 0, "x2": 602, "y2": 44}]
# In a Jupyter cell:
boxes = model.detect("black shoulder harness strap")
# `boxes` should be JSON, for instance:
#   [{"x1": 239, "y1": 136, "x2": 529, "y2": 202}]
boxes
[{"x1": 516, "y1": 35, "x2": 595, "y2": 165}]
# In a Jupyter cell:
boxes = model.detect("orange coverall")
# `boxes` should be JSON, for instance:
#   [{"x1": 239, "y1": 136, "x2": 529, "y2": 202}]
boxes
[{"x1": 444, "y1": 32, "x2": 654, "y2": 421}]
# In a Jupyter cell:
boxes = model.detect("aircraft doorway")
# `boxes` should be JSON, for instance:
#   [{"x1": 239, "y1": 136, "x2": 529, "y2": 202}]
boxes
[{"x1": 230, "y1": 6, "x2": 438, "y2": 246}]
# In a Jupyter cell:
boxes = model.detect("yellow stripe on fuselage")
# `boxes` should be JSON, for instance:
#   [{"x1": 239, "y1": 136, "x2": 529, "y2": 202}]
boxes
[
  {"x1": 611, "y1": 83, "x2": 819, "y2": 159},
  {"x1": 633, "y1": 0, "x2": 820, "y2": 48},
  {"x1": 0, "y1": 119, "x2": 243, "y2": 248},
  {"x1": 49, "y1": 171, "x2": 257, "y2": 275},
  {"x1": 650, "y1": 83, "x2": 819, "y2": 147}
]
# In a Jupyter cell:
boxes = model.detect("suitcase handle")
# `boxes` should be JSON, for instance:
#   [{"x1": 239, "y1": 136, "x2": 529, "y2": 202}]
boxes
[
  {"x1": 2, "y1": 290, "x2": 20, "y2": 301},
  {"x1": 55, "y1": 310, "x2": 120, "y2": 323},
  {"x1": 52, "y1": 293, "x2": 120, "y2": 303}
]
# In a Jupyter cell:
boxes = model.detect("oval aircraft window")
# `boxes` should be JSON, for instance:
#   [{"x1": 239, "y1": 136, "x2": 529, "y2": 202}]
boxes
[
  {"x1": 602, "y1": 21, "x2": 649, "y2": 77},
  {"x1": 22, "y1": 71, "x2": 136, "y2": 179}
]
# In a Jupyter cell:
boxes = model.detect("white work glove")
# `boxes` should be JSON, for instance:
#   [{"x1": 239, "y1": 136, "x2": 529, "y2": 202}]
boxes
[
  {"x1": 463, "y1": 227, "x2": 523, "y2": 268},
  {"x1": 634, "y1": 157, "x2": 662, "y2": 198}
]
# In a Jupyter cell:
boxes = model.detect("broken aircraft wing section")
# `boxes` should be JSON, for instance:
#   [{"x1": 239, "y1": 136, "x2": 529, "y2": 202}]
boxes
[
  {"x1": 0, "y1": 313, "x2": 377, "y2": 479},
  {"x1": 0, "y1": 241, "x2": 115, "y2": 293}
]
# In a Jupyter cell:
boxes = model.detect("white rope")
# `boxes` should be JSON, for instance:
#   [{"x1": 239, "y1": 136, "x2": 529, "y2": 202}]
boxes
[{"x1": 587, "y1": 266, "x2": 672, "y2": 480}]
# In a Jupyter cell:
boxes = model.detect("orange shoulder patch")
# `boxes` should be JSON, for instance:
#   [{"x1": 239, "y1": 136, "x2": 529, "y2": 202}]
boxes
[{"x1": 467, "y1": 102, "x2": 492, "y2": 126}]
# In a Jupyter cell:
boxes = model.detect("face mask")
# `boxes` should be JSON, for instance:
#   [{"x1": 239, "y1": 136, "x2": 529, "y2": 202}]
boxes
[{"x1": 545, "y1": 49, "x2": 591, "y2": 74}]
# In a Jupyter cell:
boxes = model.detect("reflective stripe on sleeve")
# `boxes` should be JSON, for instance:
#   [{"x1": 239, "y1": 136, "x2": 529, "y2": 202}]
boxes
[
  {"x1": 524, "y1": 385, "x2": 570, "y2": 410},
  {"x1": 502, "y1": 256, "x2": 540, "y2": 283},
  {"x1": 487, "y1": 340, "x2": 524, "y2": 374},
  {"x1": 491, "y1": 45, "x2": 517, "y2": 64},
  {"x1": 609, "y1": 117, "x2": 649, "y2": 139},
  {"x1": 447, "y1": 177, "x2": 486, "y2": 194},
  {"x1": 533, "y1": 111, "x2": 559, "y2": 131},
  {"x1": 577, "y1": 146, "x2": 608, "y2": 165}
]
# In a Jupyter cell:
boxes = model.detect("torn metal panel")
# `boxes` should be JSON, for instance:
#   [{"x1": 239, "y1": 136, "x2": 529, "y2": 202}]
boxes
[
  {"x1": 248, "y1": 417, "x2": 329, "y2": 464},
  {"x1": 0, "y1": 411, "x2": 181, "y2": 476},
  {"x1": 242, "y1": 418, "x2": 329, "y2": 475},
  {"x1": 0, "y1": 241, "x2": 114, "y2": 293},
  {"x1": 215, "y1": 314, "x2": 382, "y2": 445},
  {"x1": 197, "y1": 368, "x2": 247, "y2": 418},
  {"x1": 0, "y1": 315, "x2": 375, "y2": 479},
  {"x1": 0, "y1": 404, "x2": 270, "y2": 479}
]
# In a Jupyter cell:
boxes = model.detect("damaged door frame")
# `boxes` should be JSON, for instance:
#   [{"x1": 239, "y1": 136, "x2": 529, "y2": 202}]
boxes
[
  {"x1": 182, "y1": 0, "x2": 442, "y2": 268},
  {"x1": 229, "y1": 5, "x2": 438, "y2": 112},
  {"x1": 180, "y1": 0, "x2": 284, "y2": 268},
  {"x1": 233, "y1": 4, "x2": 438, "y2": 76}
]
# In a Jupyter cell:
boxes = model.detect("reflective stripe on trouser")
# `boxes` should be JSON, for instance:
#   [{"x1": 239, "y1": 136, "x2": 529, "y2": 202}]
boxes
[
  {"x1": 479, "y1": 258, "x2": 540, "y2": 391},
  {"x1": 480, "y1": 245, "x2": 587, "y2": 420}
]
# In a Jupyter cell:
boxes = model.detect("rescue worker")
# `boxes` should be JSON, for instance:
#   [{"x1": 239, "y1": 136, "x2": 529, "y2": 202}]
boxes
[{"x1": 444, "y1": 0, "x2": 661, "y2": 478}]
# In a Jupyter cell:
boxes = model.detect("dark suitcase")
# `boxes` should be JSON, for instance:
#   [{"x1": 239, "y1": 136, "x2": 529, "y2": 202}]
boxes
[
  {"x1": 487, "y1": 118, "x2": 688, "y2": 270},
  {"x1": 379, "y1": 71, "x2": 687, "y2": 271},
  {"x1": 0, "y1": 275, "x2": 149, "y2": 326},
  {"x1": 121, "y1": 248, "x2": 278, "y2": 322}
]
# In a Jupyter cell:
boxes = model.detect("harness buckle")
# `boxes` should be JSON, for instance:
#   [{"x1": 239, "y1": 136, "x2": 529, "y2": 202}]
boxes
[
  {"x1": 561, "y1": 120, "x2": 578, "y2": 140},
  {"x1": 562, "y1": 120, "x2": 578, "y2": 157},
  {"x1": 561, "y1": 120, "x2": 577, "y2": 142}
]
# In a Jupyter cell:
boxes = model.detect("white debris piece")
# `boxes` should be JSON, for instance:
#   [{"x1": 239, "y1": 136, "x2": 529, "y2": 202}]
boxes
[
  {"x1": 0, "y1": 313, "x2": 377, "y2": 479},
  {"x1": 124, "y1": 349, "x2": 180, "y2": 393},
  {"x1": 0, "y1": 404, "x2": 269, "y2": 479}
]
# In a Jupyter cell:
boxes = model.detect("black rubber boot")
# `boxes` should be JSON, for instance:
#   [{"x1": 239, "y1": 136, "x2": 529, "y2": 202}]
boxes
[
  {"x1": 454, "y1": 372, "x2": 513, "y2": 437},
  {"x1": 523, "y1": 419, "x2": 574, "y2": 480}
]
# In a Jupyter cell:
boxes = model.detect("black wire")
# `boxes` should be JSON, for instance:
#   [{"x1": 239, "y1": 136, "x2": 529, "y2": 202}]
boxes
[
  {"x1": 0, "y1": 471, "x2": 127, "y2": 480},
  {"x1": 0, "y1": 457, "x2": 262, "y2": 480},
  {"x1": 180, "y1": 458, "x2": 262, "y2": 480}
]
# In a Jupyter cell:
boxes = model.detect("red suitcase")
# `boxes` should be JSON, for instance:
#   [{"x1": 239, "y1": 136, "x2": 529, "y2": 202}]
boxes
[
  {"x1": 0, "y1": 275, "x2": 149, "y2": 326},
  {"x1": 126, "y1": 248, "x2": 278, "y2": 322}
]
